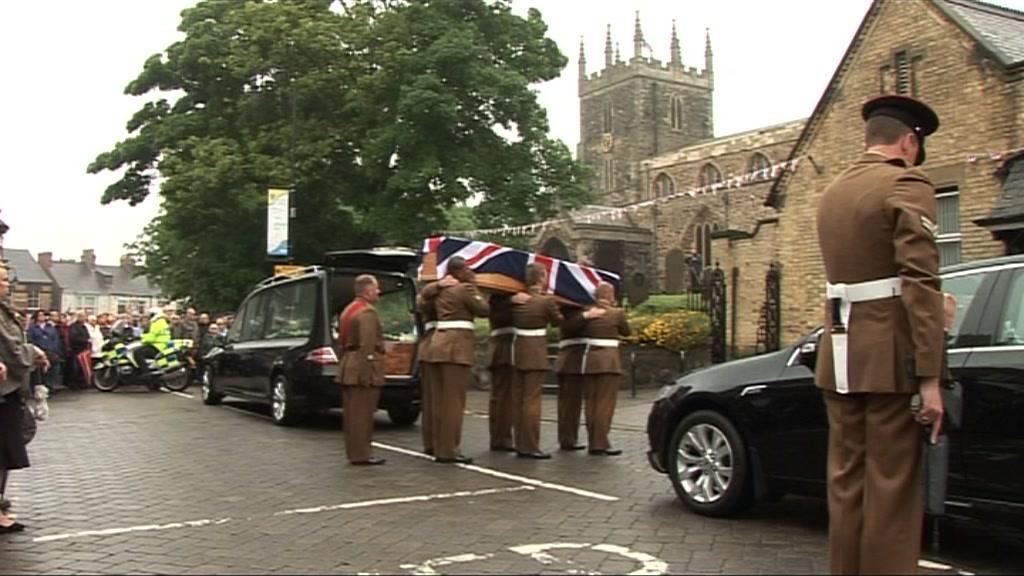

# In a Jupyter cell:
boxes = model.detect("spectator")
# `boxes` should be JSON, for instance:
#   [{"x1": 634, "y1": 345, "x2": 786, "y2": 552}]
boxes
[
  {"x1": 67, "y1": 311, "x2": 92, "y2": 389},
  {"x1": 86, "y1": 315, "x2": 105, "y2": 365},
  {"x1": 98, "y1": 313, "x2": 113, "y2": 340},
  {"x1": 197, "y1": 313, "x2": 211, "y2": 341},
  {"x1": 182, "y1": 308, "x2": 199, "y2": 342},
  {"x1": 170, "y1": 313, "x2": 184, "y2": 340},
  {"x1": 27, "y1": 311, "x2": 61, "y2": 394}
]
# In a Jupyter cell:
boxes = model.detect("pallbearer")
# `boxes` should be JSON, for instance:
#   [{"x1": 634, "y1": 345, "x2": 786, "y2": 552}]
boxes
[
  {"x1": 581, "y1": 281, "x2": 629, "y2": 456},
  {"x1": 336, "y1": 274, "x2": 386, "y2": 466}
]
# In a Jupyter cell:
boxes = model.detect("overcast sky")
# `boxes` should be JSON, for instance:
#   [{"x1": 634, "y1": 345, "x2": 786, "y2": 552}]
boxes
[{"x1": 3, "y1": 0, "x2": 1022, "y2": 263}]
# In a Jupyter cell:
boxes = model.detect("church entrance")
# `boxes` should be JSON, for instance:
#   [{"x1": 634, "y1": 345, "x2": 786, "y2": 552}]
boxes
[{"x1": 664, "y1": 249, "x2": 686, "y2": 293}]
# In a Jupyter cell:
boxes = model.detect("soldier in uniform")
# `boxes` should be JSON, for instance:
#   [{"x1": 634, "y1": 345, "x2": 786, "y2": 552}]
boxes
[
  {"x1": 815, "y1": 95, "x2": 945, "y2": 575},
  {"x1": 487, "y1": 293, "x2": 517, "y2": 452},
  {"x1": 509, "y1": 263, "x2": 563, "y2": 459},
  {"x1": 336, "y1": 274, "x2": 387, "y2": 466},
  {"x1": 555, "y1": 305, "x2": 586, "y2": 450},
  {"x1": 416, "y1": 282, "x2": 441, "y2": 456},
  {"x1": 580, "y1": 282, "x2": 629, "y2": 455},
  {"x1": 428, "y1": 257, "x2": 489, "y2": 464}
]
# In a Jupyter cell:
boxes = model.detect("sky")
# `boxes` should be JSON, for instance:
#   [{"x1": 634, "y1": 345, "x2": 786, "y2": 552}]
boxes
[{"x1": 2, "y1": 0, "x2": 1022, "y2": 263}]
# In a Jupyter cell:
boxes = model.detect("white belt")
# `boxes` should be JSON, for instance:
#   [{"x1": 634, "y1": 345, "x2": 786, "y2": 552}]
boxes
[
  {"x1": 558, "y1": 338, "x2": 588, "y2": 349},
  {"x1": 826, "y1": 277, "x2": 901, "y2": 302},
  {"x1": 489, "y1": 327, "x2": 515, "y2": 338},
  {"x1": 580, "y1": 338, "x2": 621, "y2": 373},
  {"x1": 424, "y1": 321, "x2": 437, "y2": 332},
  {"x1": 510, "y1": 328, "x2": 548, "y2": 366},
  {"x1": 435, "y1": 320, "x2": 475, "y2": 331},
  {"x1": 826, "y1": 276, "x2": 901, "y2": 394}
]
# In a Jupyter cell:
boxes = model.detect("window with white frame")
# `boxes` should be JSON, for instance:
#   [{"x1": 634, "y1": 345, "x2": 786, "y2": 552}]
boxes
[
  {"x1": 27, "y1": 287, "x2": 40, "y2": 310},
  {"x1": 117, "y1": 298, "x2": 130, "y2": 314},
  {"x1": 936, "y1": 186, "x2": 961, "y2": 267}
]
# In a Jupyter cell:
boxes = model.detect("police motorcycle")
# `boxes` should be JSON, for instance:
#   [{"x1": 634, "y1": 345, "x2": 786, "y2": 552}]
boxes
[{"x1": 93, "y1": 335, "x2": 194, "y2": 393}]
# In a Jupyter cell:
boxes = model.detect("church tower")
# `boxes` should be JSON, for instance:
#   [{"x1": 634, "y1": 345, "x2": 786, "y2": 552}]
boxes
[{"x1": 578, "y1": 15, "x2": 714, "y2": 205}]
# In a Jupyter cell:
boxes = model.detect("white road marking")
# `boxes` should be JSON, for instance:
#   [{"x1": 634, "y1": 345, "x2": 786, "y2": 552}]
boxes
[
  {"x1": 273, "y1": 486, "x2": 533, "y2": 516},
  {"x1": 919, "y1": 559, "x2": 955, "y2": 570},
  {"x1": 400, "y1": 553, "x2": 495, "y2": 575},
  {"x1": 373, "y1": 442, "x2": 619, "y2": 502},
  {"x1": 169, "y1": 391, "x2": 195, "y2": 399},
  {"x1": 33, "y1": 486, "x2": 527, "y2": 544},
  {"x1": 509, "y1": 542, "x2": 589, "y2": 565},
  {"x1": 591, "y1": 543, "x2": 669, "y2": 575}
]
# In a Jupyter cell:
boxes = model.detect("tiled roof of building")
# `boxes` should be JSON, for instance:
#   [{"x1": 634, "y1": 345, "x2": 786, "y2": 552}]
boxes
[
  {"x1": 934, "y1": 0, "x2": 1024, "y2": 67},
  {"x1": 46, "y1": 261, "x2": 160, "y2": 297},
  {"x1": 977, "y1": 154, "x2": 1024, "y2": 227},
  {"x1": 3, "y1": 249, "x2": 52, "y2": 284}
]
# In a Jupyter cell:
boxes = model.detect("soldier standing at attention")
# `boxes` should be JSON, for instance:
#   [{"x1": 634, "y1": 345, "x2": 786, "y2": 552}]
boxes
[
  {"x1": 336, "y1": 274, "x2": 387, "y2": 466},
  {"x1": 815, "y1": 95, "x2": 945, "y2": 575},
  {"x1": 486, "y1": 293, "x2": 517, "y2": 452},
  {"x1": 580, "y1": 282, "x2": 628, "y2": 456},
  {"x1": 509, "y1": 263, "x2": 563, "y2": 459},
  {"x1": 428, "y1": 257, "x2": 489, "y2": 464}
]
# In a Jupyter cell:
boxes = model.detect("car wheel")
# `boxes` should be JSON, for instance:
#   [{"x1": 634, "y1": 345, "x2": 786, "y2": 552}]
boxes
[
  {"x1": 201, "y1": 368, "x2": 223, "y2": 406},
  {"x1": 387, "y1": 405, "x2": 420, "y2": 427},
  {"x1": 271, "y1": 375, "x2": 302, "y2": 426},
  {"x1": 667, "y1": 409, "x2": 751, "y2": 517}
]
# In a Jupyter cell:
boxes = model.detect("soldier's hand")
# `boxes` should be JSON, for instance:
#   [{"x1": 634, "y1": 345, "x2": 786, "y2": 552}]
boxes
[
  {"x1": 917, "y1": 377, "x2": 944, "y2": 444},
  {"x1": 942, "y1": 293, "x2": 957, "y2": 332},
  {"x1": 439, "y1": 275, "x2": 460, "y2": 288},
  {"x1": 0, "y1": 361, "x2": 7, "y2": 382},
  {"x1": 583, "y1": 307, "x2": 607, "y2": 320},
  {"x1": 510, "y1": 292, "x2": 531, "y2": 304}
]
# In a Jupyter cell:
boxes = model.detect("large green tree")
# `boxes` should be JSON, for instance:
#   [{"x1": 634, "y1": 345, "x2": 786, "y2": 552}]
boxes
[{"x1": 91, "y1": 0, "x2": 588, "y2": 311}]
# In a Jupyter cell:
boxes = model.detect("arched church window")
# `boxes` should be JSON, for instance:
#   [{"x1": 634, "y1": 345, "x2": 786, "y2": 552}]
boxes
[
  {"x1": 603, "y1": 101, "x2": 613, "y2": 133},
  {"x1": 749, "y1": 152, "x2": 772, "y2": 173},
  {"x1": 670, "y1": 96, "x2": 684, "y2": 130},
  {"x1": 698, "y1": 163, "x2": 722, "y2": 189},
  {"x1": 653, "y1": 173, "x2": 675, "y2": 198}
]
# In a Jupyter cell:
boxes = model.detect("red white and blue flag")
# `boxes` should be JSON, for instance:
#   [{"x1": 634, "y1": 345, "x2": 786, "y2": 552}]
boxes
[{"x1": 417, "y1": 236, "x2": 620, "y2": 306}]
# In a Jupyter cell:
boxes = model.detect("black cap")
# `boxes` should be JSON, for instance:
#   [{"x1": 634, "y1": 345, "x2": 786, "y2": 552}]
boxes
[{"x1": 861, "y1": 95, "x2": 939, "y2": 165}]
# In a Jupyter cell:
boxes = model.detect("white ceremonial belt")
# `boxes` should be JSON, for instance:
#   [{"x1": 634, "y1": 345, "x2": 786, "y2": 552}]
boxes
[
  {"x1": 826, "y1": 277, "x2": 902, "y2": 303},
  {"x1": 514, "y1": 328, "x2": 548, "y2": 337},
  {"x1": 435, "y1": 320, "x2": 475, "y2": 330},
  {"x1": 585, "y1": 338, "x2": 620, "y2": 348},
  {"x1": 489, "y1": 327, "x2": 516, "y2": 338},
  {"x1": 558, "y1": 338, "x2": 589, "y2": 349},
  {"x1": 423, "y1": 321, "x2": 437, "y2": 332}
]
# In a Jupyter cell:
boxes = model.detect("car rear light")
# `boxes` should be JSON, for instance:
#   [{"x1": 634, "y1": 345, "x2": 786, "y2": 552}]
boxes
[{"x1": 306, "y1": 347, "x2": 338, "y2": 365}]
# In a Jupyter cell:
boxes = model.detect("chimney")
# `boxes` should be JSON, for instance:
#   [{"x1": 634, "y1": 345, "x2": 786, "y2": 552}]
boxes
[
  {"x1": 81, "y1": 249, "x2": 96, "y2": 270},
  {"x1": 38, "y1": 252, "x2": 53, "y2": 270},
  {"x1": 120, "y1": 254, "x2": 135, "y2": 274}
]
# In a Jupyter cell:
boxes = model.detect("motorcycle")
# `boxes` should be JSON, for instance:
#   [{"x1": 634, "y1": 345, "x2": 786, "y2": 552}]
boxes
[{"x1": 93, "y1": 337, "x2": 194, "y2": 393}]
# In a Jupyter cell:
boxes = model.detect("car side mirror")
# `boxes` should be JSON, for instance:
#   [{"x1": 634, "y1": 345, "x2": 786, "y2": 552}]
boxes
[{"x1": 798, "y1": 341, "x2": 818, "y2": 370}]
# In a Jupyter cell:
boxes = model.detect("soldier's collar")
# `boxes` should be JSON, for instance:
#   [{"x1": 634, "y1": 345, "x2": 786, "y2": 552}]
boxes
[{"x1": 862, "y1": 150, "x2": 909, "y2": 167}]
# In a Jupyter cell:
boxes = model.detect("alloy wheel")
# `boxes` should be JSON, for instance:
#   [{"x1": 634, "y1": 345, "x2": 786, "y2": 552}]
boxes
[{"x1": 676, "y1": 423, "x2": 734, "y2": 504}]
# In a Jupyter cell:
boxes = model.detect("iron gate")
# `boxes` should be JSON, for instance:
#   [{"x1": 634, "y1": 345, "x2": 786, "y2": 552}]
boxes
[
  {"x1": 756, "y1": 262, "x2": 782, "y2": 354},
  {"x1": 707, "y1": 264, "x2": 727, "y2": 364}
]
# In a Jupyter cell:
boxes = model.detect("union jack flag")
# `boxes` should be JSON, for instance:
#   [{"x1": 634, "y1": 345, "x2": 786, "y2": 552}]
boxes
[{"x1": 417, "y1": 236, "x2": 620, "y2": 306}]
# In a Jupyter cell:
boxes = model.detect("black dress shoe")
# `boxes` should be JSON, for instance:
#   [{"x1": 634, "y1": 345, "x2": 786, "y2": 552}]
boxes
[
  {"x1": 588, "y1": 448, "x2": 623, "y2": 456},
  {"x1": 351, "y1": 457, "x2": 386, "y2": 466},
  {"x1": 516, "y1": 451, "x2": 552, "y2": 460},
  {"x1": 559, "y1": 444, "x2": 586, "y2": 451},
  {"x1": 424, "y1": 448, "x2": 434, "y2": 456},
  {"x1": 490, "y1": 445, "x2": 516, "y2": 452},
  {"x1": 435, "y1": 455, "x2": 474, "y2": 464},
  {"x1": 0, "y1": 522, "x2": 25, "y2": 534}
]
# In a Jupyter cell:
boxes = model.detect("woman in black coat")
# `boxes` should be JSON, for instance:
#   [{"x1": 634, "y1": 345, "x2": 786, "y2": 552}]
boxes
[
  {"x1": 66, "y1": 311, "x2": 92, "y2": 389},
  {"x1": 0, "y1": 264, "x2": 48, "y2": 533}
]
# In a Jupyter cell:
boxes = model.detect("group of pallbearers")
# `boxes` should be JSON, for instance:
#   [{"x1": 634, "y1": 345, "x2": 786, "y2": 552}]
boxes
[{"x1": 334, "y1": 256, "x2": 629, "y2": 466}]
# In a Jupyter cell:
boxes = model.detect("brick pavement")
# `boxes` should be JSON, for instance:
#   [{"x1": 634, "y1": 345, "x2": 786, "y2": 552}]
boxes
[{"x1": 0, "y1": 387, "x2": 1019, "y2": 574}]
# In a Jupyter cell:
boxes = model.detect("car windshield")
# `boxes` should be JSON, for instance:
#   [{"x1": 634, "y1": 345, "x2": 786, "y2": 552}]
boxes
[{"x1": 328, "y1": 272, "x2": 417, "y2": 343}]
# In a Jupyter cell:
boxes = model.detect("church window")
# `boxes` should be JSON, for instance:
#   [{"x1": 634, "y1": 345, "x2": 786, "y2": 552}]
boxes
[
  {"x1": 603, "y1": 101, "x2": 613, "y2": 133},
  {"x1": 604, "y1": 157, "x2": 614, "y2": 191},
  {"x1": 699, "y1": 163, "x2": 722, "y2": 189},
  {"x1": 693, "y1": 223, "x2": 714, "y2": 268},
  {"x1": 936, "y1": 186, "x2": 961, "y2": 267},
  {"x1": 654, "y1": 173, "x2": 675, "y2": 197},
  {"x1": 670, "y1": 96, "x2": 684, "y2": 130},
  {"x1": 895, "y1": 51, "x2": 911, "y2": 95},
  {"x1": 749, "y1": 153, "x2": 772, "y2": 173}
]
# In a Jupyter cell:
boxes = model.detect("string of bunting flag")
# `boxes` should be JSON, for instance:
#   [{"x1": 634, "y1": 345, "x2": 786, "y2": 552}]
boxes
[
  {"x1": 965, "y1": 146, "x2": 1024, "y2": 164},
  {"x1": 448, "y1": 156, "x2": 805, "y2": 237}
]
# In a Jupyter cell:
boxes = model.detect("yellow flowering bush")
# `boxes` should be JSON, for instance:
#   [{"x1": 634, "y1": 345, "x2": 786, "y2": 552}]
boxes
[{"x1": 626, "y1": 310, "x2": 710, "y2": 352}]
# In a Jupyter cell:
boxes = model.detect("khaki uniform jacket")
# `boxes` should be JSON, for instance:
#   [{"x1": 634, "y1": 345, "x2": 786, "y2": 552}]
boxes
[
  {"x1": 428, "y1": 283, "x2": 489, "y2": 366},
  {"x1": 815, "y1": 152, "x2": 944, "y2": 394},
  {"x1": 336, "y1": 300, "x2": 386, "y2": 387},
  {"x1": 582, "y1": 304, "x2": 630, "y2": 375},
  {"x1": 487, "y1": 295, "x2": 515, "y2": 368},
  {"x1": 511, "y1": 290, "x2": 563, "y2": 371},
  {"x1": 554, "y1": 307, "x2": 586, "y2": 375},
  {"x1": 0, "y1": 301, "x2": 35, "y2": 397},
  {"x1": 416, "y1": 282, "x2": 440, "y2": 364}
]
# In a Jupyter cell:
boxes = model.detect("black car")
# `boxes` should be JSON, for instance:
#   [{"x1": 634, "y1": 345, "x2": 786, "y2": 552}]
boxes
[
  {"x1": 202, "y1": 249, "x2": 422, "y2": 426},
  {"x1": 647, "y1": 254, "x2": 1024, "y2": 525}
]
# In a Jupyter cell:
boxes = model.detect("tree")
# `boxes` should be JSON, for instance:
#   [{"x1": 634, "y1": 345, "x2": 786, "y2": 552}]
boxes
[{"x1": 90, "y1": 0, "x2": 588, "y2": 311}]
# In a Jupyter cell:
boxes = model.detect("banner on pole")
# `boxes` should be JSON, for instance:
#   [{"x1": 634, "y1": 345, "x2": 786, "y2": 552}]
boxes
[{"x1": 267, "y1": 188, "x2": 291, "y2": 258}]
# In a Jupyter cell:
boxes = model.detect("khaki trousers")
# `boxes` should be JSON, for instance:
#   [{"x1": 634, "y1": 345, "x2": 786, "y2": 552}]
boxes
[
  {"x1": 510, "y1": 369, "x2": 545, "y2": 454},
  {"x1": 557, "y1": 373, "x2": 584, "y2": 447},
  {"x1": 489, "y1": 365, "x2": 515, "y2": 449},
  {"x1": 432, "y1": 363, "x2": 470, "y2": 460},
  {"x1": 420, "y1": 362, "x2": 440, "y2": 452},
  {"x1": 342, "y1": 386, "x2": 382, "y2": 463},
  {"x1": 823, "y1": 391, "x2": 923, "y2": 575},
  {"x1": 584, "y1": 373, "x2": 620, "y2": 451}
]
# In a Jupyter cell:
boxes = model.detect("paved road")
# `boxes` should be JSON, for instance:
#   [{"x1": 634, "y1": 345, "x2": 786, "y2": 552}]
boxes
[{"x1": 1, "y1": 387, "x2": 1019, "y2": 575}]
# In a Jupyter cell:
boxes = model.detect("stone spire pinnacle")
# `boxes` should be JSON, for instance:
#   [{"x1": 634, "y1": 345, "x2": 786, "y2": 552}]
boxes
[
  {"x1": 604, "y1": 24, "x2": 613, "y2": 68},
  {"x1": 615, "y1": 42, "x2": 621, "y2": 64},
  {"x1": 578, "y1": 36, "x2": 586, "y2": 78},
  {"x1": 704, "y1": 27, "x2": 714, "y2": 79},
  {"x1": 670, "y1": 20, "x2": 681, "y2": 68},
  {"x1": 633, "y1": 11, "x2": 645, "y2": 60}
]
